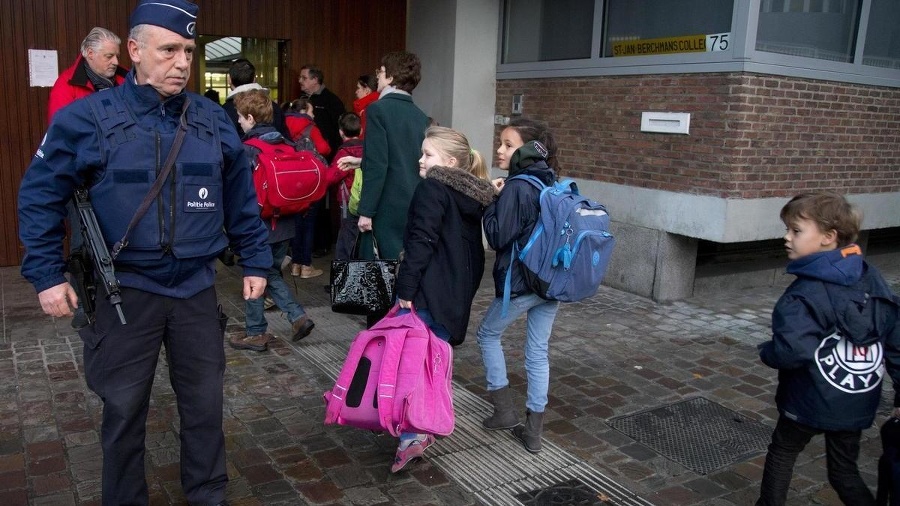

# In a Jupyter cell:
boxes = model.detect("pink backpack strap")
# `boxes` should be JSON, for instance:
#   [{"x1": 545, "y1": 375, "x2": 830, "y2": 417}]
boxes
[
  {"x1": 324, "y1": 324, "x2": 383, "y2": 424},
  {"x1": 376, "y1": 304, "x2": 416, "y2": 437}
]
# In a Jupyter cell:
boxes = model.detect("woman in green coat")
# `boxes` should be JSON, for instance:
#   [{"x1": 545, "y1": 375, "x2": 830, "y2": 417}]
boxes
[{"x1": 356, "y1": 51, "x2": 430, "y2": 261}]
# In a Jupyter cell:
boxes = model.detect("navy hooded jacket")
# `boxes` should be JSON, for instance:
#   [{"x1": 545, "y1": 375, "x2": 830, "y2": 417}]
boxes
[
  {"x1": 482, "y1": 141, "x2": 556, "y2": 299},
  {"x1": 759, "y1": 245, "x2": 900, "y2": 431}
]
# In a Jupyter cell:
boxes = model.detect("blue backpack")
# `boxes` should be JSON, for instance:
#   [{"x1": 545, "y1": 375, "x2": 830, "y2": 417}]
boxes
[{"x1": 503, "y1": 175, "x2": 615, "y2": 313}]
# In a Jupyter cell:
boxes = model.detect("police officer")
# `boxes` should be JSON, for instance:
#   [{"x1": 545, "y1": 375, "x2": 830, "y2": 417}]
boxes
[{"x1": 17, "y1": 1, "x2": 271, "y2": 504}]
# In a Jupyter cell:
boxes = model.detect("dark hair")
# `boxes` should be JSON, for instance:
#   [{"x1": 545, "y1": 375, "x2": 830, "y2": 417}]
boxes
[
  {"x1": 301, "y1": 64, "x2": 324, "y2": 84},
  {"x1": 338, "y1": 112, "x2": 361, "y2": 138},
  {"x1": 357, "y1": 74, "x2": 377, "y2": 92},
  {"x1": 505, "y1": 117, "x2": 560, "y2": 173},
  {"x1": 381, "y1": 51, "x2": 421, "y2": 93},
  {"x1": 780, "y1": 192, "x2": 862, "y2": 247},
  {"x1": 289, "y1": 96, "x2": 311, "y2": 114},
  {"x1": 229, "y1": 58, "x2": 255, "y2": 87},
  {"x1": 233, "y1": 89, "x2": 273, "y2": 125},
  {"x1": 203, "y1": 88, "x2": 220, "y2": 103}
]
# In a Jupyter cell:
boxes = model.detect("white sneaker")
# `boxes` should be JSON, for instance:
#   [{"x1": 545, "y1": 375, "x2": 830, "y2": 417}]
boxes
[{"x1": 281, "y1": 255, "x2": 292, "y2": 271}]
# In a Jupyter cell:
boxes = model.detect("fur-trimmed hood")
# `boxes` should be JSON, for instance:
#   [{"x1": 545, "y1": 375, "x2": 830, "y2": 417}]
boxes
[{"x1": 426, "y1": 165, "x2": 496, "y2": 207}]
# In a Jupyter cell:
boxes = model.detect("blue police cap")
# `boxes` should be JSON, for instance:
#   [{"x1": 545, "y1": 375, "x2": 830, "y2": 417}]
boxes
[{"x1": 129, "y1": 0, "x2": 199, "y2": 39}]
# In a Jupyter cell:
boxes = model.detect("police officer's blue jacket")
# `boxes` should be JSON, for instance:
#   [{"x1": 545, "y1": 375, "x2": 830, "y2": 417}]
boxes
[
  {"x1": 759, "y1": 246, "x2": 900, "y2": 431},
  {"x1": 18, "y1": 70, "x2": 271, "y2": 298}
]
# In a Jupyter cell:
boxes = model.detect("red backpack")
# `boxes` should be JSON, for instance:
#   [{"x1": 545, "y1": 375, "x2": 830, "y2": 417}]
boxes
[{"x1": 244, "y1": 138, "x2": 327, "y2": 222}]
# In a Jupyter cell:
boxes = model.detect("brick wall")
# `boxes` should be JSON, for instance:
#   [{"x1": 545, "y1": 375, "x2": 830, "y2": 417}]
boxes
[{"x1": 496, "y1": 74, "x2": 900, "y2": 199}]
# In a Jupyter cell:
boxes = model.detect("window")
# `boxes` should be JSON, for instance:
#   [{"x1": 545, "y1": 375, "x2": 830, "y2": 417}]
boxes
[
  {"x1": 863, "y1": 0, "x2": 900, "y2": 69},
  {"x1": 603, "y1": 0, "x2": 733, "y2": 58},
  {"x1": 756, "y1": 0, "x2": 861, "y2": 62},
  {"x1": 501, "y1": 0, "x2": 594, "y2": 63},
  {"x1": 496, "y1": 0, "x2": 900, "y2": 88}
]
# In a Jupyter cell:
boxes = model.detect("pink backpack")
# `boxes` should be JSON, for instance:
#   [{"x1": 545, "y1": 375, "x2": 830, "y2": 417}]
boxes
[{"x1": 324, "y1": 305, "x2": 455, "y2": 437}]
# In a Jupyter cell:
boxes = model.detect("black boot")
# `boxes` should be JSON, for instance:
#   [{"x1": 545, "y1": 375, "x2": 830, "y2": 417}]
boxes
[
  {"x1": 512, "y1": 409, "x2": 543, "y2": 453},
  {"x1": 482, "y1": 386, "x2": 519, "y2": 430}
]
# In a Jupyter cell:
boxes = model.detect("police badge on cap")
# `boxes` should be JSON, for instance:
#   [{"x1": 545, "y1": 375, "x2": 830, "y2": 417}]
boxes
[{"x1": 129, "y1": 0, "x2": 199, "y2": 39}]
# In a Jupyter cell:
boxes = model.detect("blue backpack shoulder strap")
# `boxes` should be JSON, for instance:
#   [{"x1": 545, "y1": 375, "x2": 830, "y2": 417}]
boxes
[
  {"x1": 500, "y1": 174, "x2": 548, "y2": 317},
  {"x1": 509, "y1": 174, "x2": 546, "y2": 190}
]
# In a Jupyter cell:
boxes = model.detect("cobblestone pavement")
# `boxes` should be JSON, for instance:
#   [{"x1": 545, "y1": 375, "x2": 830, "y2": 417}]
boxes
[{"x1": 1, "y1": 253, "x2": 898, "y2": 505}]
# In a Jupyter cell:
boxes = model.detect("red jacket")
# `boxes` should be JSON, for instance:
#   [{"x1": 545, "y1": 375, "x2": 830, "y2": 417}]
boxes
[
  {"x1": 326, "y1": 139, "x2": 364, "y2": 205},
  {"x1": 352, "y1": 91, "x2": 379, "y2": 138},
  {"x1": 284, "y1": 113, "x2": 332, "y2": 158},
  {"x1": 47, "y1": 55, "x2": 128, "y2": 124}
]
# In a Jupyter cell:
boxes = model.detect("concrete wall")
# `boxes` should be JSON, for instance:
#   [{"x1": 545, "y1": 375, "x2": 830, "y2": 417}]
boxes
[{"x1": 407, "y1": 0, "x2": 499, "y2": 160}]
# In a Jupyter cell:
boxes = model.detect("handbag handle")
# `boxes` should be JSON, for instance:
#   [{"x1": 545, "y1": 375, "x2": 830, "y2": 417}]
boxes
[{"x1": 350, "y1": 229, "x2": 385, "y2": 260}]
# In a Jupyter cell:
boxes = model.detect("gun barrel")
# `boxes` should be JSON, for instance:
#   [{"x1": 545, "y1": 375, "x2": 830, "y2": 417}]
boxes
[{"x1": 73, "y1": 188, "x2": 127, "y2": 325}]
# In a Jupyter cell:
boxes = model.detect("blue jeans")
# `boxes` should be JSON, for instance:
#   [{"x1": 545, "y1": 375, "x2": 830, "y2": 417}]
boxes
[
  {"x1": 291, "y1": 205, "x2": 317, "y2": 266},
  {"x1": 245, "y1": 241, "x2": 306, "y2": 335},
  {"x1": 476, "y1": 293, "x2": 559, "y2": 413},
  {"x1": 756, "y1": 415, "x2": 874, "y2": 505}
]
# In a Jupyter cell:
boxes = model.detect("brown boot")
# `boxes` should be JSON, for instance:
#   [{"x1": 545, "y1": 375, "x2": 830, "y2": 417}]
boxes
[
  {"x1": 512, "y1": 410, "x2": 543, "y2": 453},
  {"x1": 228, "y1": 332, "x2": 271, "y2": 352},
  {"x1": 291, "y1": 315, "x2": 315, "y2": 342},
  {"x1": 482, "y1": 386, "x2": 519, "y2": 430},
  {"x1": 299, "y1": 265, "x2": 323, "y2": 279}
]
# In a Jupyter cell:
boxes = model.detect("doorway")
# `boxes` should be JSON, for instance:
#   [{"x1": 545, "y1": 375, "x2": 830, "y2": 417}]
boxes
[{"x1": 196, "y1": 36, "x2": 288, "y2": 105}]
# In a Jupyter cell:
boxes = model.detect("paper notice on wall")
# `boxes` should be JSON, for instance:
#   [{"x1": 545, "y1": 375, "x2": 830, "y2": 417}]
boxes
[{"x1": 28, "y1": 49, "x2": 58, "y2": 87}]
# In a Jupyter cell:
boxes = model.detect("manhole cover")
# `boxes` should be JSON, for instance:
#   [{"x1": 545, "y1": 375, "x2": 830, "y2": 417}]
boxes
[
  {"x1": 515, "y1": 479, "x2": 608, "y2": 505},
  {"x1": 607, "y1": 396, "x2": 771, "y2": 474}
]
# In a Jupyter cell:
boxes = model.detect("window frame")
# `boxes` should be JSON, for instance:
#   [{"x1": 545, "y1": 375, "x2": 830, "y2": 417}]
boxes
[{"x1": 496, "y1": 0, "x2": 900, "y2": 88}]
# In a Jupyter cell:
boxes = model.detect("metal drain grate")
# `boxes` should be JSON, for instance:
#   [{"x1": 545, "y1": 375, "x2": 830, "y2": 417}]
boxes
[
  {"x1": 608, "y1": 396, "x2": 772, "y2": 475},
  {"x1": 515, "y1": 479, "x2": 607, "y2": 506}
]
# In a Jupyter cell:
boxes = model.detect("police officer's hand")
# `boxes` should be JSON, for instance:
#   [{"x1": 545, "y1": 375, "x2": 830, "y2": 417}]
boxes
[
  {"x1": 38, "y1": 282, "x2": 78, "y2": 318},
  {"x1": 243, "y1": 276, "x2": 267, "y2": 300}
]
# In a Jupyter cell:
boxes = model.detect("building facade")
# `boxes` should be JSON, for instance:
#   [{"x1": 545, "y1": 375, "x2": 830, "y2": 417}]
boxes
[{"x1": 482, "y1": 0, "x2": 900, "y2": 300}]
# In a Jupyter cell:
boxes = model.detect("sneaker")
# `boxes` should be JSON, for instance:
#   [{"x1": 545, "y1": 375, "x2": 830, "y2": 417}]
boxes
[
  {"x1": 228, "y1": 332, "x2": 271, "y2": 352},
  {"x1": 263, "y1": 296, "x2": 276, "y2": 310},
  {"x1": 281, "y1": 255, "x2": 292, "y2": 271},
  {"x1": 290, "y1": 263, "x2": 302, "y2": 277},
  {"x1": 291, "y1": 315, "x2": 315, "y2": 342},
  {"x1": 390, "y1": 434, "x2": 435, "y2": 473},
  {"x1": 299, "y1": 265, "x2": 323, "y2": 279}
]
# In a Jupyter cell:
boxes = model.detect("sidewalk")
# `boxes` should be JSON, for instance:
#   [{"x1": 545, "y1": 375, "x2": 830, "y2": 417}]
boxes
[{"x1": 1, "y1": 253, "x2": 898, "y2": 505}]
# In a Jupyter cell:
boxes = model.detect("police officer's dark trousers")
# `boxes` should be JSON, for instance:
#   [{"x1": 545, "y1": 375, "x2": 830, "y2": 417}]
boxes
[{"x1": 79, "y1": 286, "x2": 227, "y2": 505}]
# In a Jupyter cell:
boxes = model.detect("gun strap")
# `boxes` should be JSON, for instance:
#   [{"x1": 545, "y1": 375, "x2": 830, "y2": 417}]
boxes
[{"x1": 111, "y1": 98, "x2": 190, "y2": 259}]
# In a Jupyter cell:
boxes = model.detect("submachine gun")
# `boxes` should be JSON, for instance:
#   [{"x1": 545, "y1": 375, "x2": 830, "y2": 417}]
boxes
[{"x1": 69, "y1": 187, "x2": 127, "y2": 325}]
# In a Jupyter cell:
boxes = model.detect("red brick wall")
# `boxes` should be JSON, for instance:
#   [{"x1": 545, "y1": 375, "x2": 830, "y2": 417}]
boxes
[{"x1": 496, "y1": 74, "x2": 900, "y2": 199}]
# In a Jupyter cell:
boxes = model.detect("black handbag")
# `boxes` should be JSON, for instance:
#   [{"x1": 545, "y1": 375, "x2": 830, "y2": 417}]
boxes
[{"x1": 330, "y1": 234, "x2": 398, "y2": 315}]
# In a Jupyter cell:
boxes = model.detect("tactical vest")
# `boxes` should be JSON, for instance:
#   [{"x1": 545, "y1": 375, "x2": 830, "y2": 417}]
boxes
[{"x1": 83, "y1": 89, "x2": 228, "y2": 263}]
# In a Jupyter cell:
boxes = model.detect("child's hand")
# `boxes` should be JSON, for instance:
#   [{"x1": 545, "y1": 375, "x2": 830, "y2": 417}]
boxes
[
  {"x1": 491, "y1": 177, "x2": 505, "y2": 193},
  {"x1": 399, "y1": 298, "x2": 412, "y2": 309},
  {"x1": 337, "y1": 156, "x2": 361, "y2": 171}
]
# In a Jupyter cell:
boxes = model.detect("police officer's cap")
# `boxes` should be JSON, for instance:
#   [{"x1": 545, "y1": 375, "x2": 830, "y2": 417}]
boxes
[{"x1": 129, "y1": 0, "x2": 199, "y2": 39}]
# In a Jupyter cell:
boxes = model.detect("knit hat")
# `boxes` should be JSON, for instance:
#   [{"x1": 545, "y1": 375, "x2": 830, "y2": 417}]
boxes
[{"x1": 129, "y1": 0, "x2": 199, "y2": 39}]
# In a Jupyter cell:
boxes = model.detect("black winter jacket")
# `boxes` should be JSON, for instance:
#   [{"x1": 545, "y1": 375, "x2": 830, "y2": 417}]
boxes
[
  {"x1": 395, "y1": 166, "x2": 495, "y2": 345},
  {"x1": 758, "y1": 246, "x2": 900, "y2": 431}
]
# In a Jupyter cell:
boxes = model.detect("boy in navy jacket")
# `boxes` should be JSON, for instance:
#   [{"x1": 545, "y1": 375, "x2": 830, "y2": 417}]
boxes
[{"x1": 757, "y1": 192, "x2": 900, "y2": 505}]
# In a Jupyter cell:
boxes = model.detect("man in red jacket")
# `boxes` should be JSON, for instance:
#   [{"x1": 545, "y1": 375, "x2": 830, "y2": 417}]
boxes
[
  {"x1": 46, "y1": 27, "x2": 128, "y2": 328},
  {"x1": 47, "y1": 27, "x2": 128, "y2": 123}
]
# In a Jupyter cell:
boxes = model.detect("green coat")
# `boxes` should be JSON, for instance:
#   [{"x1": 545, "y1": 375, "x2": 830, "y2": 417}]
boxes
[{"x1": 358, "y1": 92, "x2": 429, "y2": 259}]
